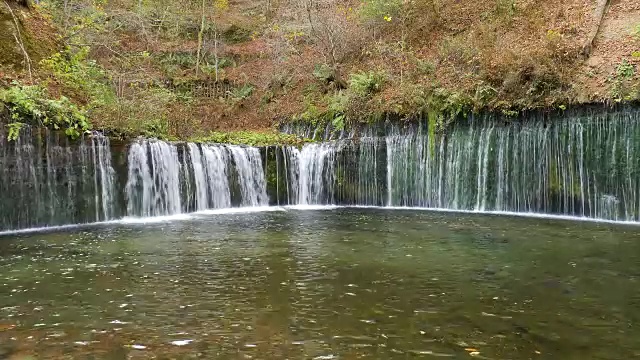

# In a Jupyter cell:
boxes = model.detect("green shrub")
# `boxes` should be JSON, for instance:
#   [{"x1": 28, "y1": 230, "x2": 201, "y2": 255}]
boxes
[
  {"x1": 6, "y1": 122, "x2": 24, "y2": 142},
  {"x1": 495, "y1": 0, "x2": 517, "y2": 22},
  {"x1": 300, "y1": 99, "x2": 322, "y2": 124},
  {"x1": 327, "y1": 91, "x2": 349, "y2": 115},
  {"x1": 429, "y1": 87, "x2": 473, "y2": 127},
  {"x1": 229, "y1": 84, "x2": 254, "y2": 100},
  {"x1": 349, "y1": 70, "x2": 386, "y2": 97},
  {"x1": 40, "y1": 47, "x2": 115, "y2": 108},
  {"x1": 610, "y1": 59, "x2": 638, "y2": 102},
  {"x1": 158, "y1": 52, "x2": 234, "y2": 78},
  {"x1": 313, "y1": 64, "x2": 334, "y2": 82},
  {"x1": 326, "y1": 91, "x2": 350, "y2": 130},
  {"x1": 303, "y1": 83, "x2": 320, "y2": 97},
  {"x1": 359, "y1": 0, "x2": 402, "y2": 23},
  {"x1": 96, "y1": 87, "x2": 178, "y2": 139},
  {"x1": 616, "y1": 59, "x2": 635, "y2": 79},
  {"x1": 0, "y1": 82, "x2": 90, "y2": 140},
  {"x1": 416, "y1": 59, "x2": 436, "y2": 75}
]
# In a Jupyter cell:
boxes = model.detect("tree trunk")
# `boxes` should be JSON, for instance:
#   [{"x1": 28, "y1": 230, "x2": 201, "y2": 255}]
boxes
[
  {"x1": 63, "y1": 0, "x2": 68, "y2": 31},
  {"x1": 581, "y1": 0, "x2": 609, "y2": 58},
  {"x1": 214, "y1": 30, "x2": 219, "y2": 82},
  {"x1": 195, "y1": 0, "x2": 206, "y2": 76}
]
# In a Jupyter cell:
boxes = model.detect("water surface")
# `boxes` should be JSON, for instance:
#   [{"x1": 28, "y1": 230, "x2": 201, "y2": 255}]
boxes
[{"x1": 1, "y1": 209, "x2": 639, "y2": 359}]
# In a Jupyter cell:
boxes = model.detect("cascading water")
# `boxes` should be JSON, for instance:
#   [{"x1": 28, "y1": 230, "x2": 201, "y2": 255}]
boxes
[
  {"x1": 381, "y1": 116, "x2": 640, "y2": 220},
  {"x1": 124, "y1": 140, "x2": 269, "y2": 217},
  {"x1": 201, "y1": 144, "x2": 233, "y2": 208},
  {"x1": 186, "y1": 143, "x2": 232, "y2": 210},
  {"x1": 227, "y1": 146, "x2": 269, "y2": 207},
  {"x1": 283, "y1": 107, "x2": 640, "y2": 222},
  {"x1": 356, "y1": 137, "x2": 383, "y2": 206},
  {"x1": 0, "y1": 127, "x2": 117, "y2": 231},
  {"x1": 91, "y1": 135, "x2": 117, "y2": 220},
  {"x1": 2, "y1": 106, "x2": 639, "y2": 232},
  {"x1": 295, "y1": 143, "x2": 338, "y2": 205},
  {"x1": 126, "y1": 140, "x2": 183, "y2": 217}
]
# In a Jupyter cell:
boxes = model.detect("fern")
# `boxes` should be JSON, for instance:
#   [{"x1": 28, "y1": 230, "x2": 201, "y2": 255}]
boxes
[
  {"x1": 349, "y1": 71, "x2": 386, "y2": 97},
  {"x1": 7, "y1": 122, "x2": 24, "y2": 141}
]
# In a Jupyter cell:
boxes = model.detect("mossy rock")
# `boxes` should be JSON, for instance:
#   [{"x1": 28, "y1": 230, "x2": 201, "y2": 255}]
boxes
[
  {"x1": 0, "y1": 4, "x2": 24, "y2": 69},
  {"x1": 222, "y1": 24, "x2": 252, "y2": 44},
  {"x1": 0, "y1": 2, "x2": 55, "y2": 71}
]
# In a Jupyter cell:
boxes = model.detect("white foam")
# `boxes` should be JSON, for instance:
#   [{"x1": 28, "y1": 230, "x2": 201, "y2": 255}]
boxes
[
  {"x1": 284, "y1": 205, "x2": 340, "y2": 211},
  {"x1": 118, "y1": 214, "x2": 194, "y2": 224},
  {"x1": 193, "y1": 206, "x2": 286, "y2": 215},
  {"x1": 349, "y1": 205, "x2": 640, "y2": 226},
  {"x1": 1, "y1": 205, "x2": 638, "y2": 236},
  {"x1": 0, "y1": 220, "x2": 122, "y2": 236}
]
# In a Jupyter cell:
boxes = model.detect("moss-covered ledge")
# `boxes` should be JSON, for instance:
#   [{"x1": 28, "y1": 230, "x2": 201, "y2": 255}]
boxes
[
  {"x1": 187, "y1": 130, "x2": 312, "y2": 147},
  {"x1": 278, "y1": 101, "x2": 640, "y2": 141}
]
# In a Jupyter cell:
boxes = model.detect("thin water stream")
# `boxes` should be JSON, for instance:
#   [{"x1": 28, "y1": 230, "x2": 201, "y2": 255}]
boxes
[
  {"x1": 2, "y1": 106, "x2": 640, "y2": 232},
  {"x1": 1, "y1": 208, "x2": 639, "y2": 359}
]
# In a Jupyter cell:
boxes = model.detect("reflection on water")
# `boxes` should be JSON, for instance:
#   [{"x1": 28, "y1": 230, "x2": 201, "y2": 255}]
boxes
[{"x1": 1, "y1": 209, "x2": 639, "y2": 359}]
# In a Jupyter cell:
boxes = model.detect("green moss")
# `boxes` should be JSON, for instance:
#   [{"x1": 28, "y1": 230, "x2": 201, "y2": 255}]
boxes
[
  {"x1": 189, "y1": 130, "x2": 311, "y2": 147},
  {"x1": 0, "y1": 3, "x2": 55, "y2": 71},
  {"x1": 0, "y1": 7, "x2": 26, "y2": 69}
]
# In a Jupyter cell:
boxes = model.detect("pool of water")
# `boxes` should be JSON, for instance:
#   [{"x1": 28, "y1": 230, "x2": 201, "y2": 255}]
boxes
[{"x1": 1, "y1": 208, "x2": 639, "y2": 359}]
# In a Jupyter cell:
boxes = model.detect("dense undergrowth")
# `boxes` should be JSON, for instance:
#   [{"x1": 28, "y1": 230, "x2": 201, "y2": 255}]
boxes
[
  {"x1": 0, "y1": 0, "x2": 638, "y2": 143},
  {"x1": 0, "y1": 82, "x2": 90, "y2": 140},
  {"x1": 189, "y1": 131, "x2": 310, "y2": 147}
]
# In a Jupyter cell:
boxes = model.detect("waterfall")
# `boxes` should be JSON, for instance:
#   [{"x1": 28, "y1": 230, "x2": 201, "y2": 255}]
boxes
[
  {"x1": 125, "y1": 140, "x2": 182, "y2": 217},
  {"x1": 201, "y1": 144, "x2": 232, "y2": 209},
  {"x1": 187, "y1": 143, "x2": 209, "y2": 211},
  {"x1": 296, "y1": 143, "x2": 338, "y2": 205},
  {"x1": 1, "y1": 106, "x2": 639, "y2": 232},
  {"x1": 283, "y1": 107, "x2": 640, "y2": 222},
  {"x1": 92, "y1": 135, "x2": 117, "y2": 220},
  {"x1": 227, "y1": 146, "x2": 269, "y2": 207},
  {"x1": 357, "y1": 137, "x2": 383, "y2": 206},
  {"x1": 124, "y1": 140, "x2": 268, "y2": 217},
  {"x1": 0, "y1": 128, "x2": 117, "y2": 231}
]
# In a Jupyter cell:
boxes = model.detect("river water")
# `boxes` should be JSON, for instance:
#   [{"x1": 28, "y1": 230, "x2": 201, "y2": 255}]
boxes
[{"x1": 1, "y1": 207, "x2": 639, "y2": 359}]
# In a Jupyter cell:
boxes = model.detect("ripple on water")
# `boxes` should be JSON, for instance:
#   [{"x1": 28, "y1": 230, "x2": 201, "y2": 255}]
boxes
[{"x1": 0, "y1": 209, "x2": 639, "y2": 358}]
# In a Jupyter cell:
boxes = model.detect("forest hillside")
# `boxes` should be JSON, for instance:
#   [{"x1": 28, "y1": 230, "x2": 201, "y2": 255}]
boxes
[{"x1": 0, "y1": 0, "x2": 638, "y2": 140}]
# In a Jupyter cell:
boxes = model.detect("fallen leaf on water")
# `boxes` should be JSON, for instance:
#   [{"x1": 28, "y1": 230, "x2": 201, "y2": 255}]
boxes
[{"x1": 0, "y1": 324, "x2": 16, "y2": 331}]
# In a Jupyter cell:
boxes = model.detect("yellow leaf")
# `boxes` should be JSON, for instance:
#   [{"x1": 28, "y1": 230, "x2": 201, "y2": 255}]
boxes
[{"x1": 214, "y1": 0, "x2": 229, "y2": 11}]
